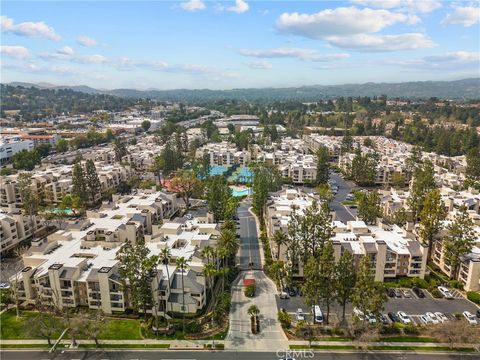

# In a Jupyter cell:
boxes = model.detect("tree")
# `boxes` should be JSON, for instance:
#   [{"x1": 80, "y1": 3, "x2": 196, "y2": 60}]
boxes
[
  {"x1": 443, "y1": 206, "x2": 476, "y2": 279},
  {"x1": 358, "y1": 191, "x2": 381, "y2": 225},
  {"x1": 141, "y1": 119, "x2": 152, "y2": 132},
  {"x1": 176, "y1": 257, "x2": 189, "y2": 334},
  {"x1": 315, "y1": 146, "x2": 330, "y2": 185},
  {"x1": 72, "y1": 161, "x2": 88, "y2": 204},
  {"x1": 27, "y1": 309, "x2": 63, "y2": 346},
  {"x1": 419, "y1": 189, "x2": 446, "y2": 259},
  {"x1": 55, "y1": 138, "x2": 69, "y2": 153},
  {"x1": 170, "y1": 170, "x2": 200, "y2": 210},
  {"x1": 12, "y1": 149, "x2": 40, "y2": 171},
  {"x1": 351, "y1": 256, "x2": 386, "y2": 317},
  {"x1": 429, "y1": 321, "x2": 480, "y2": 350},
  {"x1": 391, "y1": 172, "x2": 406, "y2": 188},
  {"x1": 17, "y1": 173, "x2": 39, "y2": 239},
  {"x1": 160, "y1": 248, "x2": 174, "y2": 318},
  {"x1": 335, "y1": 250, "x2": 356, "y2": 320},
  {"x1": 251, "y1": 164, "x2": 282, "y2": 219},
  {"x1": 465, "y1": 147, "x2": 480, "y2": 189},
  {"x1": 405, "y1": 145, "x2": 423, "y2": 176},
  {"x1": 318, "y1": 241, "x2": 336, "y2": 324},
  {"x1": 205, "y1": 175, "x2": 234, "y2": 222},
  {"x1": 36, "y1": 143, "x2": 52, "y2": 157},
  {"x1": 302, "y1": 256, "x2": 320, "y2": 316},
  {"x1": 113, "y1": 138, "x2": 127, "y2": 163},
  {"x1": 218, "y1": 228, "x2": 239, "y2": 266},
  {"x1": 347, "y1": 149, "x2": 379, "y2": 187},
  {"x1": 247, "y1": 304, "x2": 260, "y2": 333},
  {"x1": 341, "y1": 131, "x2": 354, "y2": 154},
  {"x1": 83, "y1": 310, "x2": 105, "y2": 347},
  {"x1": 407, "y1": 160, "x2": 435, "y2": 222},
  {"x1": 84, "y1": 159, "x2": 101, "y2": 204},
  {"x1": 273, "y1": 230, "x2": 288, "y2": 260}
]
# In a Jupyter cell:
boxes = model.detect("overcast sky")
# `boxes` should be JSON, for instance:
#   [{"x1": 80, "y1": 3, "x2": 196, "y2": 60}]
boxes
[{"x1": 1, "y1": 1, "x2": 479, "y2": 90}]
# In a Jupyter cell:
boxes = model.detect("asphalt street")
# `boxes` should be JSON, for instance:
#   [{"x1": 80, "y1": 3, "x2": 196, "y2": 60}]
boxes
[
  {"x1": 2, "y1": 350, "x2": 479, "y2": 360},
  {"x1": 329, "y1": 172, "x2": 357, "y2": 223},
  {"x1": 236, "y1": 204, "x2": 262, "y2": 271}
]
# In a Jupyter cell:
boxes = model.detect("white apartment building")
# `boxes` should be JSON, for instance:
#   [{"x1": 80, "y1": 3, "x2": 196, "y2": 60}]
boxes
[
  {"x1": 0, "y1": 136, "x2": 34, "y2": 164},
  {"x1": 196, "y1": 141, "x2": 251, "y2": 167},
  {"x1": 13, "y1": 191, "x2": 220, "y2": 315},
  {"x1": 265, "y1": 188, "x2": 428, "y2": 281},
  {"x1": 0, "y1": 211, "x2": 45, "y2": 254},
  {"x1": 303, "y1": 134, "x2": 342, "y2": 159}
]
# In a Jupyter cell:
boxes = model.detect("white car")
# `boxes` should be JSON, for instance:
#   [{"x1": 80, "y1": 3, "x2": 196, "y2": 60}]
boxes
[
  {"x1": 397, "y1": 311, "x2": 411, "y2": 324},
  {"x1": 365, "y1": 312, "x2": 377, "y2": 324},
  {"x1": 434, "y1": 312, "x2": 448, "y2": 322},
  {"x1": 463, "y1": 311, "x2": 478, "y2": 325},
  {"x1": 426, "y1": 312, "x2": 439, "y2": 324},
  {"x1": 419, "y1": 315, "x2": 431, "y2": 324},
  {"x1": 353, "y1": 307, "x2": 365, "y2": 321},
  {"x1": 296, "y1": 308, "x2": 305, "y2": 321},
  {"x1": 437, "y1": 286, "x2": 454, "y2": 299}
]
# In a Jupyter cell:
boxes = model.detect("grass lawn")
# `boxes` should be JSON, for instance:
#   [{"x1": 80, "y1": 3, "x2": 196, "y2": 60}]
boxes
[
  {"x1": 316, "y1": 336, "x2": 351, "y2": 342},
  {"x1": 368, "y1": 346, "x2": 476, "y2": 352},
  {"x1": 100, "y1": 318, "x2": 143, "y2": 340},
  {"x1": 341, "y1": 200, "x2": 357, "y2": 206},
  {"x1": 290, "y1": 345, "x2": 356, "y2": 350},
  {"x1": 0, "y1": 310, "x2": 46, "y2": 339},
  {"x1": 0, "y1": 344, "x2": 50, "y2": 349}
]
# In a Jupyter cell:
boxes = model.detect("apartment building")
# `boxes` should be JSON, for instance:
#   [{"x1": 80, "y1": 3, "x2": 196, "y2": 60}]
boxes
[
  {"x1": 20, "y1": 134, "x2": 59, "y2": 148},
  {"x1": 196, "y1": 141, "x2": 251, "y2": 167},
  {"x1": 13, "y1": 191, "x2": 218, "y2": 314},
  {"x1": 303, "y1": 134, "x2": 342, "y2": 159},
  {"x1": 0, "y1": 211, "x2": 44, "y2": 254},
  {"x1": 432, "y1": 210, "x2": 480, "y2": 292},
  {"x1": 265, "y1": 188, "x2": 428, "y2": 281},
  {"x1": 0, "y1": 136, "x2": 34, "y2": 164}
]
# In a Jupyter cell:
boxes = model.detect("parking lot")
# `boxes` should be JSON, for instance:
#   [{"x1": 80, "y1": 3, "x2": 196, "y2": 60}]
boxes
[{"x1": 276, "y1": 287, "x2": 479, "y2": 325}]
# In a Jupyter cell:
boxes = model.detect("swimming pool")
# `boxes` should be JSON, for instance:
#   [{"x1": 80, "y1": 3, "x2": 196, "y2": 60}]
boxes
[
  {"x1": 52, "y1": 208, "x2": 75, "y2": 215},
  {"x1": 230, "y1": 187, "x2": 252, "y2": 197}
]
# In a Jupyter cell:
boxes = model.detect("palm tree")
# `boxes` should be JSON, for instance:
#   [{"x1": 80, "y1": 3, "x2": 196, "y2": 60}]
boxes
[
  {"x1": 201, "y1": 245, "x2": 214, "y2": 264},
  {"x1": 218, "y1": 229, "x2": 239, "y2": 266},
  {"x1": 202, "y1": 262, "x2": 217, "y2": 311},
  {"x1": 247, "y1": 305, "x2": 260, "y2": 333},
  {"x1": 160, "y1": 248, "x2": 174, "y2": 320},
  {"x1": 217, "y1": 266, "x2": 230, "y2": 293},
  {"x1": 176, "y1": 256, "x2": 189, "y2": 334},
  {"x1": 222, "y1": 219, "x2": 236, "y2": 232},
  {"x1": 273, "y1": 230, "x2": 288, "y2": 260}
]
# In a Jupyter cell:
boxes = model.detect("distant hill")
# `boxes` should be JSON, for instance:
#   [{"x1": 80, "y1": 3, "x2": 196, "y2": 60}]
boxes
[{"x1": 6, "y1": 78, "x2": 480, "y2": 101}]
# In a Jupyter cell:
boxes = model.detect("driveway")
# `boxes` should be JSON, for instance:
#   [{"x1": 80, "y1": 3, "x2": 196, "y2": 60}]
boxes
[
  {"x1": 226, "y1": 202, "x2": 287, "y2": 351},
  {"x1": 329, "y1": 172, "x2": 357, "y2": 222}
]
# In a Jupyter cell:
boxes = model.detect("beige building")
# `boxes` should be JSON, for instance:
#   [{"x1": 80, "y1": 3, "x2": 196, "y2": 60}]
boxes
[{"x1": 0, "y1": 211, "x2": 44, "y2": 254}]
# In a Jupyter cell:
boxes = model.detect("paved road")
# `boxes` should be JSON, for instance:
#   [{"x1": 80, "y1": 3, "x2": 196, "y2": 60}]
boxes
[
  {"x1": 236, "y1": 204, "x2": 262, "y2": 271},
  {"x1": 329, "y1": 172, "x2": 356, "y2": 223},
  {"x1": 226, "y1": 202, "x2": 287, "y2": 351},
  {"x1": 2, "y1": 350, "x2": 479, "y2": 360}
]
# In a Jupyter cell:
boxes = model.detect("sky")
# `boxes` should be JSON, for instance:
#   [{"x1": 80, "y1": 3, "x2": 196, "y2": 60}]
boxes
[{"x1": 1, "y1": 1, "x2": 479, "y2": 90}]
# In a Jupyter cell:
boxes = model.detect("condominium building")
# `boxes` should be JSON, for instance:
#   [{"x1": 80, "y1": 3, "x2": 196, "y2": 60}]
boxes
[
  {"x1": 196, "y1": 141, "x2": 251, "y2": 167},
  {"x1": 0, "y1": 211, "x2": 45, "y2": 254},
  {"x1": 13, "y1": 191, "x2": 220, "y2": 314},
  {"x1": 265, "y1": 188, "x2": 428, "y2": 281}
]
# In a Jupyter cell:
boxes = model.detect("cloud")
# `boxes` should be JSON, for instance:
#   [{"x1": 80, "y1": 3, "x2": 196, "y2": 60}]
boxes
[
  {"x1": 239, "y1": 47, "x2": 351, "y2": 61},
  {"x1": 180, "y1": 0, "x2": 206, "y2": 12},
  {"x1": 327, "y1": 33, "x2": 436, "y2": 52},
  {"x1": 0, "y1": 15, "x2": 60, "y2": 41},
  {"x1": 243, "y1": 60, "x2": 272, "y2": 69},
  {"x1": 57, "y1": 46, "x2": 74, "y2": 56},
  {"x1": 351, "y1": 1, "x2": 442, "y2": 13},
  {"x1": 74, "y1": 54, "x2": 108, "y2": 64},
  {"x1": 384, "y1": 51, "x2": 480, "y2": 70},
  {"x1": 0, "y1": 45, "x2": 30, "y2": 59},
  {"x1": 441, "y1": 6, "x2": 480, "y2": 27},
  {"x1": 227, "y1": 0, "x2": 249, "y2": 14},
  {"x1": 77, "y1": 35, "x2": 98, "y2": 47},
  {"x1": 276, "y1": 7, "x2": 420, "y2": 39}
]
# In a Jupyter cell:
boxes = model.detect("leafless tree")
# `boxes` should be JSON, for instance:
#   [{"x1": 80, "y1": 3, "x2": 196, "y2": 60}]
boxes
[{"x1": 429, "y1": 321, "x2": 480, "y2": 349}]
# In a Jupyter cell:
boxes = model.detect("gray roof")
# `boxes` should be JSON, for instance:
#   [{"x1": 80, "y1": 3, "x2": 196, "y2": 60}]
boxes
[
  {"x1": 407, "y1": 242, "x2": 423, "y2": 257},
  {"x1": 171, "y1": 270, "x2": 203, "y2": 293},
  {"x1": 168, "y1": 292, "x2": 197, "y2": 305},
  {"x1": 59, "y1": 267, "x2": 76, "y2": 279},
  {"x1": 363, "y1": 242, "x2": 377, "y2": 253}
]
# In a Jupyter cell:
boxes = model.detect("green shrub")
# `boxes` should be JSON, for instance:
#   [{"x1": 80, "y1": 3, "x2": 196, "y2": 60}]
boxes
[
  {"x1": 430, "y1": 288, "x2": 442, "y2": 298},
  {"x1": 185, "y1": 321, "x2": 201, "y2": 334},
  {"x1": 244, "y1": 284, "x2": 255, "y2": 297},
  {"x1": 466, "y1": 291, "x2": 480, "y2": 304},
  {"x1": 380, "y1": 325, "x2": 401, "y2": 335},
  {"x1": 448, "y1": 280, "x2": 464, "y2": 290},
  {"x1": 403, "y1": 324, "x2": 420, "y2": 335},
  {"x1": 278, "y1": 311, "x2": 292, "y2": 329}
]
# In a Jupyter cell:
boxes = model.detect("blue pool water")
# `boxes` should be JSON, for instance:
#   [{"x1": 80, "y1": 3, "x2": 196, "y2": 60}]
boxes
[
  {"x1": 52, "y1": 208, "x2": 75, "y2": 215},
  {"x1": 232, "y1": 167, "x2": 253, "y2": 182},
  {"x1": 230, "y1": 187, "x2": 252, "y2": 197},
  {"x1": 209, "y1": 165, "x2": 228, "y2": 176}
]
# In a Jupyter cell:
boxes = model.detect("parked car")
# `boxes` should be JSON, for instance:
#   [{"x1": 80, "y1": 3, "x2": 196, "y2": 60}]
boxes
[
  {"x1": 0, "y1": 282, "x2": 10, "y2": 289},
  {"x1": 296, "y1": 308, "x2": 306, "y2": 321},
  {"x1": 353, "y1": 307, "x2": 365, "y2": 321},
  {"x1": 402, "y1": 289, "x2": 412, "y2": 298},
  {"x1": 387, "y1": 288, "x2": 395, "y2": 298},
  {"x1": 434, "y1": 312, "x2": 448, "y2": 323},
  {"x1": 397, "y1": 311, "x2": 411, "y2": 324},
  {"x1": 346, "y1": 194, "x2": 354, "y2": 201},
  {"x1": 419, "y1": 314, "x2": 431, "y2": 324},
  {"x1": 379, "y1": 314, "x2": 389, "y2": 325},
  {"x1": 312, "y1": 305, "x2": 324, "y2": 324},
  {"x1": 393, "y1": 289, "x2": 402, "y2": 298},
  {"x1": 365, "y1": 312, "x2": 377, "y2": 324},
  {"x1": 287, "y1": 288, "x2": 297, "y2": 297},
  {"x1": 388, "y1": 312, "x2": 400, "y2": 323},
  {"x1": 438, "y1": 286, "x2": 454, "y2": 299},
  {"x1": 463, "y1": 311, "x2": 478, "y2": 325},
  {"x1": 426, "y1": 312, "x2": 439, "y2": 324},
  {"x1": 412, "y1": 286, "x2": 425, "y2": 298},
  {"x1": 279, "y1": 291, "x2": 289, "y2": 299},
  {"x1": 476, "y1": 309, "x2": 480, "y2": 319}
]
